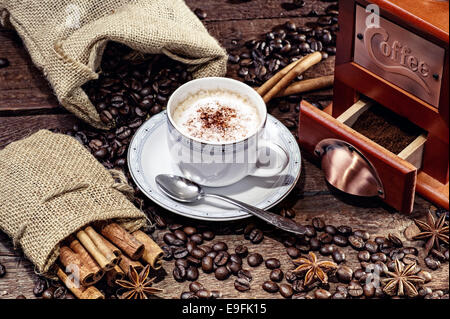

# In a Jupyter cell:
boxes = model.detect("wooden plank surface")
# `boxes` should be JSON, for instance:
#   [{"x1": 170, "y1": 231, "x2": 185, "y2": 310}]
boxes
[{"x1": 0, "y1": 0, "x2": 448, "y2": 299}]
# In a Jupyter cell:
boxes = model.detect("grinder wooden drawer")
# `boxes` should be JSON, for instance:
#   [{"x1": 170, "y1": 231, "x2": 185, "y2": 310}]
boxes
[{"x1": 298, "y1": 100, "x2": 418, "y2": 214}]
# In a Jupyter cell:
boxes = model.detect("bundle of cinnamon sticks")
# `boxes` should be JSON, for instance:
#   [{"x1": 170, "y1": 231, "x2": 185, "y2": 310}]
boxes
[
  {"x1": 56, "y1": 222, "x2": 163, "y2": 299},
  {"x1": 256, "y1": 51, "x2": 333, "y2": 103}
]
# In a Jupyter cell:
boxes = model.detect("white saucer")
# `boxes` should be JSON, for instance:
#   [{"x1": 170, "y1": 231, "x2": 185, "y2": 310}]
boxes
[{"x1": 127, "y1": 111, "x2": 301, "y2": 221}]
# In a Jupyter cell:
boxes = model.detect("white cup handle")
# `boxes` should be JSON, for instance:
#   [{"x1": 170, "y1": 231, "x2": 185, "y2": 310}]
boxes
[{"x1": 250, "y1": 140, "x2": 290, "y2": 177}]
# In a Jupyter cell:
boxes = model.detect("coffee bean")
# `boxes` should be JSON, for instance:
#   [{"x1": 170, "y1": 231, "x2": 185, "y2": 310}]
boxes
[
  {"x1": 248, "y1": 228, "x2": 264, "y2": 244},
  {"x1": 213, "y1": 242, "x2": 228, "y2": 252},
  {"x1": 353, "y1": 268, "x2": 365, "y2": 282},
  {"x1": 337, "y1": 225, "x2": 352, "y2": 236},
  {"x1": 336, "y1": 265, "x2": 353, "y2": 283},
  {"x1": 180, "y1": 291, "x2": 197, "y2": 299},
  {"x1": 202, "y1": 230, "x2": 215, "y2": 241},
  {"x1": 425, "y1": 256, "x2": 440, "y2": 270},
  {"x1": 190, "y1": 234, "x2": 203, "y2": 245},
  {"x1": 33, "y1": 278, "x2": 47, "y2": 297},
  {"x1": 211, "y1": 290, "x2": 222, "y2": 299},
  {"x1": 183, "y1": 226, "x2": 197, "y2": 236},
  {"x1": 161, "y1": 245, "x2": 173, "y2": 260},
  {"x1": 262, "y1": 281, "x2": 279, "y2": 293},
  {"x1": 173, "y1": 247, "x2": 189, "y2": 259},
  {"x1": 445, "y1": 250, "x2": 449, "y2": 261},
  {"x1": 42, "y1": 287, "x2": 55, "y2": 300},
  {"x1": 357, "y1": 250, "x2": 371, "y2": 262},
  {"x1": 285, "y1": 270, "x2": 297, "y2": 283},
  {"x1": 163, "y1": 232, "x2": 177, "y2": 245},
  {"x1": 189, "y1": 281, "x2": 204, "y2": 293},
  {"x1": 309, "y1": 238, "x2": 321, "y2": 251},
  {"x1": 402, "y1": 247, "x2": 418, "y2": 256},
  {"x1": 324, "y1": 225, "x2": 337, "y2": 235},
  {"x1": 388, "y1": 233, "x2": 403, "y2": 247},
  {"x1": 318, "y1": 233, "x2": 333, "y2": 244},
  {"x1": 348, "y1": 235, "x2": 365, "y2": 250},
  {"x1": 201, "y1": 256, "x2": 214, "y2": 273},
  {"x1": 403, "y1": 254, "x2": 419, "y2": 265},
  {"x1": 173, "y1": 265, "x2": 187, "y2": 282},
  {"x1": 279, "y1": 284, "x2": 294, "y2": 298},
  {"x1": 206, "y1": 251, "x2": 218, "y2": 259},
  {"x1": 365, "y1": 240, "x2": 379, "y2": 254},
  {"x1": 227, "y1": 261, "x2": 242, "y2": 275},
  {"x1": 215, "y1": 266, "x2": 230, "y2": 280},
  {"x1": 363, "y1": 283, "x2": 376, "y2": 298},
  {"x1": 371, "y1": 252, "x2": 387, "y2": 263},
  {"x1": 315, "y1": 288, "x2": 331, "y2": 299},
  {"x1": 16, "y1": 295, "x2": 26, "y2": 299},
  {"x1": 375, "y1": 236, "x2": 388, "y2": 246},
  {"x1": 194, "y1": 8, "x2": 207, "y2": 20},
  {"x1": 311, "y1": 217, "x2": 325, "y2": 230},
  {"x1": 269, "y1": 268, "x2": 284, "y2": 282},
  {"x1": 332, "y1": 248, "x2": 346, "y2": 263},
  {"x1": 186, "y1": 241, "x2": 196, "y2": 253},
  {"x1": 353, "y1": 230, "x2": 370, "y2": 241},
  {"x1": 247, "y1": 253, "x2": 263, "y2": 267},
  {"x1": 319, "y1": 244, "x2": 335, "y2": 256},
  {"x1": 417, "y1": 270, "x2": 432, "y2": 283},
  {"x1": 228, "y1": 54, "x2": 240, "y2": 64},
  {"x1": 53, "y1": 286, "x2": 66, "y2": 299},
  {"x1": 186, "y1": 266, "x2": 199, "y2": 281},
  {"x1": 235, "y1": 245, "x2": 249, "y2": 257},
  {"x1": 237, "y1": 269, "x2": 253, "y2": 282},
  {"x1": 214, "y1": 251, "x2": 230, "y2": 266},
  {"x1": 174, "y1": 229, "x2": 187, "y2": 242},
  {"x1": 187, "y1": 256, "x2": 201, "y2": 267},
  {"x1": 234, "y1": 277, "x2": 251, "y2": 292},
  {"x1": 175, "y1": 258, "x2": 189, "y2": 269},
  {"x1": 333, "y1": 235, "x2": 348, "y2": 247},
  {"x1": 0, "y1": 263, "x2": 6, "y2": 278},
  {"x1": 265, "y1": 258, "x2": 281, "y2": 269},
  {"x1": 196, "y1": 289, "x2": 212, "y2": 299},
  {"x1": 286, "y1": 247, "x2": 301, "y2": 259},
  {"x1": 431, "y1": 249, "x2": 446, "y2": 261},
  {"x1": 348, "y1": 280, "x2": 364, "y2": 297},
  {"x1": 0, "y1": 58, "x2": 9, "y2": 69}
]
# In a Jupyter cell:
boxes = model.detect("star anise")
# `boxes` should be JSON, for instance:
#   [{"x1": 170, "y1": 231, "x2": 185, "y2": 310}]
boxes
[
  {"x1": 116, "y1": 265, "x2": 162, "y2": 299},
  {"x1": 292, "y1": 252, "x2": 337, "y2": 286},
  {"x1": 413, "y1": 210, "x2": 449, "y2": 254},
  {"x1": 382, "y1": 259, "x2": 424, "y2": 298}
]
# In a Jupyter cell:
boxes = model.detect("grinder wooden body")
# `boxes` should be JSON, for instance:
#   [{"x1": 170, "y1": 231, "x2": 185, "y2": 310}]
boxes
[{"x1": 299, "y1": 0, "x2": 449, "y2": 213}]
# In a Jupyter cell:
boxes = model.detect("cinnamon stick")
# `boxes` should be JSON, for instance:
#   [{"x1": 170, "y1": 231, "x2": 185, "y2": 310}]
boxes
[
  {"x1": 106, "y1": 265, "x2": 125, "y2": 287},
  {"x1": 84, "y1": 226, "x2": 120, "y2": 266},
  {"x1": 76, "y1": 230, "x2": 115, "y2": 271},
  {"x1": 275, "y1": 75, "x2": 334, "y2": 97},
  {"x1": 119, "y1": 253, "x2": 144, "y2": 274},
  {"x1": 262, "y1": 51, "x2": 322, "y2": 103},
  {"x1": 101, "y1": 223, "x2": 145, "y2": 260},
  {"x1": 98, "y1": 235, "x2": 122, "y2": 258},
  {"x1": 132, "y1": 230, "x2": 164, "y2": 270},
  {"x1": 69, "y1": 239, "x2": 104, "y2": 281},
  {"x1": 58, "y1": 246, "x2": 97, "y2": 286},
  {"x1": 256, "y1": 58, "x2": 303, "y2": 96},
  {"x1": 56, "y1": 266, "x2": 104, "y2": 299}
]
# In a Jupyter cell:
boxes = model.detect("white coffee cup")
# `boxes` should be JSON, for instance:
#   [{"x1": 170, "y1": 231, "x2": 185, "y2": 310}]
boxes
[{"x1": 166, "y1": 77, "x2": 289, "y2": 187}]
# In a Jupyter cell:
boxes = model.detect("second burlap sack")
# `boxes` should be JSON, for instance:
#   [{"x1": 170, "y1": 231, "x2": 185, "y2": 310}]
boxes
[{"x1": 0, "y1": 0, "x2": 227, "y2": 129}]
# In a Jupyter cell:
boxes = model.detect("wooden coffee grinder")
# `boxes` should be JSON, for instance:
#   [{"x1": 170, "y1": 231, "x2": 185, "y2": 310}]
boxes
[{"x1": 299, "y1": 0, "x2": 449, "y2": 213}]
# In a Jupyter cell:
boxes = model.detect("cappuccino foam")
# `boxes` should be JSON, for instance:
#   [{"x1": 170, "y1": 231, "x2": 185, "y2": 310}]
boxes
[{"x1": 172, "y1": 90, "x2": 261, "y2": 143}]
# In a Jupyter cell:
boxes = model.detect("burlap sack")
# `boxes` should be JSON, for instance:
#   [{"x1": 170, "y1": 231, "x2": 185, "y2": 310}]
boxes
[
  {"x1": 0, "y1": 0, "x2": 227, "y2": 129},
  {"x1": 0, "y1": 130, "x2": 147, "y2": 274}
]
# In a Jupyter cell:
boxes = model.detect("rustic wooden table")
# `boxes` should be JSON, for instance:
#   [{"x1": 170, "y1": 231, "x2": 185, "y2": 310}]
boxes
[{"x1": 0, "y1": 0, "x2": 448, "y2": 299}]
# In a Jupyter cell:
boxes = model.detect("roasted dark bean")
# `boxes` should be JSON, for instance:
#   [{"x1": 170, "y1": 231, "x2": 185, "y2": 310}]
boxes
[
  {"x1": 173, "y1": 247, "x2": 189, "y2": 259},
  {"x1": 180, "y1": 291, "x2": 197, "y2": 299},
  {"x1": 33, "y1": 278, "x2": 47, "y2": 297},
  {"x1": 337, "y1": 225, "x2": 352, "y2": 236},
  {"x1": 234, "y1": 277, "x2": 251, "y2": 292},
  {"x1": 247, "y1": 253, "x2": 263, "y2": 267},
  {"x1": 371, "y1": 252, "x2": 387, "y2": 263},
  {"x1": 248, "y1": 228, "x2": 264, "y2": 244},
  {"x1": 183, "y1": 226, "x2": 197, "y2": 236},
  {"x1": 201, "y1": 256, "x2": 214, "y2": 273},
  {"x1": 315, "y1": 288, "x2": 331, "y2": 299},
  {"x1": 425, "y1": 256, "x2": 440, "y2": 270},
  {"x1": 270, "y1": 268, "x2": 284, "y2": 282},
  {"x1": 227, "y1": 261, "x2": 242, "y2": 275},
  {"x1": 388, "y1": 233, "x2": 403, "y2": 247},
  {"x1": 319, "y1": 244, "x2": 335, "y2": 256},
  {"x1": 202, "y1": 231, "x2": 215, "y2": 241},
  {"x1": 333, "y1": 235, "x2": 348, "y2": 247},
  {"x1": 213, "y1": 242, "x2": 228, "y2": 252},
  {"x1": 190, "y1": 234, "x2": 203, "y2": 245},
  {"x1": 324, "y1": 225, "x2": 337, "y2": 235},
  {"x1": 353, "y1": 230, "x2": 370, "y2": 241},
  {"x1": 311, "y1": 217, "x2": 325, "y2": 230},
  {"x1": 215, "y1": 266, "x2": 230, "y2": 280},
  {"x1": 332, "y1": 248, "x2": 346, "y2": 263},
  {"x1": 214, "y1": 251, "x2": 230, "y2": 266},
  {"x1": 286, "y1": 247, "x2": 301, "y2": 259},
  {"x1": 357, "y1": 250, "x2": 371, "y2": 262},
  {"x1": 279, "y1": 284, "x2": 294, "y2": 298},
  {"x1": 175, "y1": 258, "x2": 189, "y2": 269},
  {"x1": 365, "y1": 241, "x2": 379, "y2": 254},
  {"x1": 235, "y1": 245, "x2": 249, "y2": 257},
  {"x1": 173, "y1": 265, "x2": 187, "y2": 282},
  {"x1": 348, "y1": 280, "x2": 364, "y2": 297},
  {"x1": 190, "y1": 248, "x2": 206, "y2": 260},
  {"x1": 186, "y1": 266, "x2": 199, "y2": 281},
  {"x1": 265, "y1": 258, "x2": 281, "y2": 269},
  {"x1": 262, "y1": 281, "x2": 279, "y2": 293},
  {"x1": 186, "y1": 256, "x2": 202, "y2": 267},
  {"x1": 348, "y1": 235, "x2": 365, "y2": 250},
  {"x1": 304, "y1": 225, "x2": 316, "y2": 237},
  {"x1": 237, "y1": 269, "x2": 253, "y2": 282},
  {"x1": 336, "y1": 265, "x2": 353, "y2": 283},
  {"x1": 309, "y1": 238, "x2": 321, "y2": 251},
  {"x1": 196, "y1": 289, "x2": 212, "y2": 299}
]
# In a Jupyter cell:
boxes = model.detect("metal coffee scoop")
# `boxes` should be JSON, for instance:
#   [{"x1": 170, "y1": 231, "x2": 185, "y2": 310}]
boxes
[{"x1": 314, "y1": 138, "x2": 385, "y2": 198}]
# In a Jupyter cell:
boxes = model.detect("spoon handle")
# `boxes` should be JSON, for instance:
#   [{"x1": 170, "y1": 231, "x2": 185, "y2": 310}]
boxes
[{"x1": 205, "y1": 194, "x2": 306, "y2": 236}]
